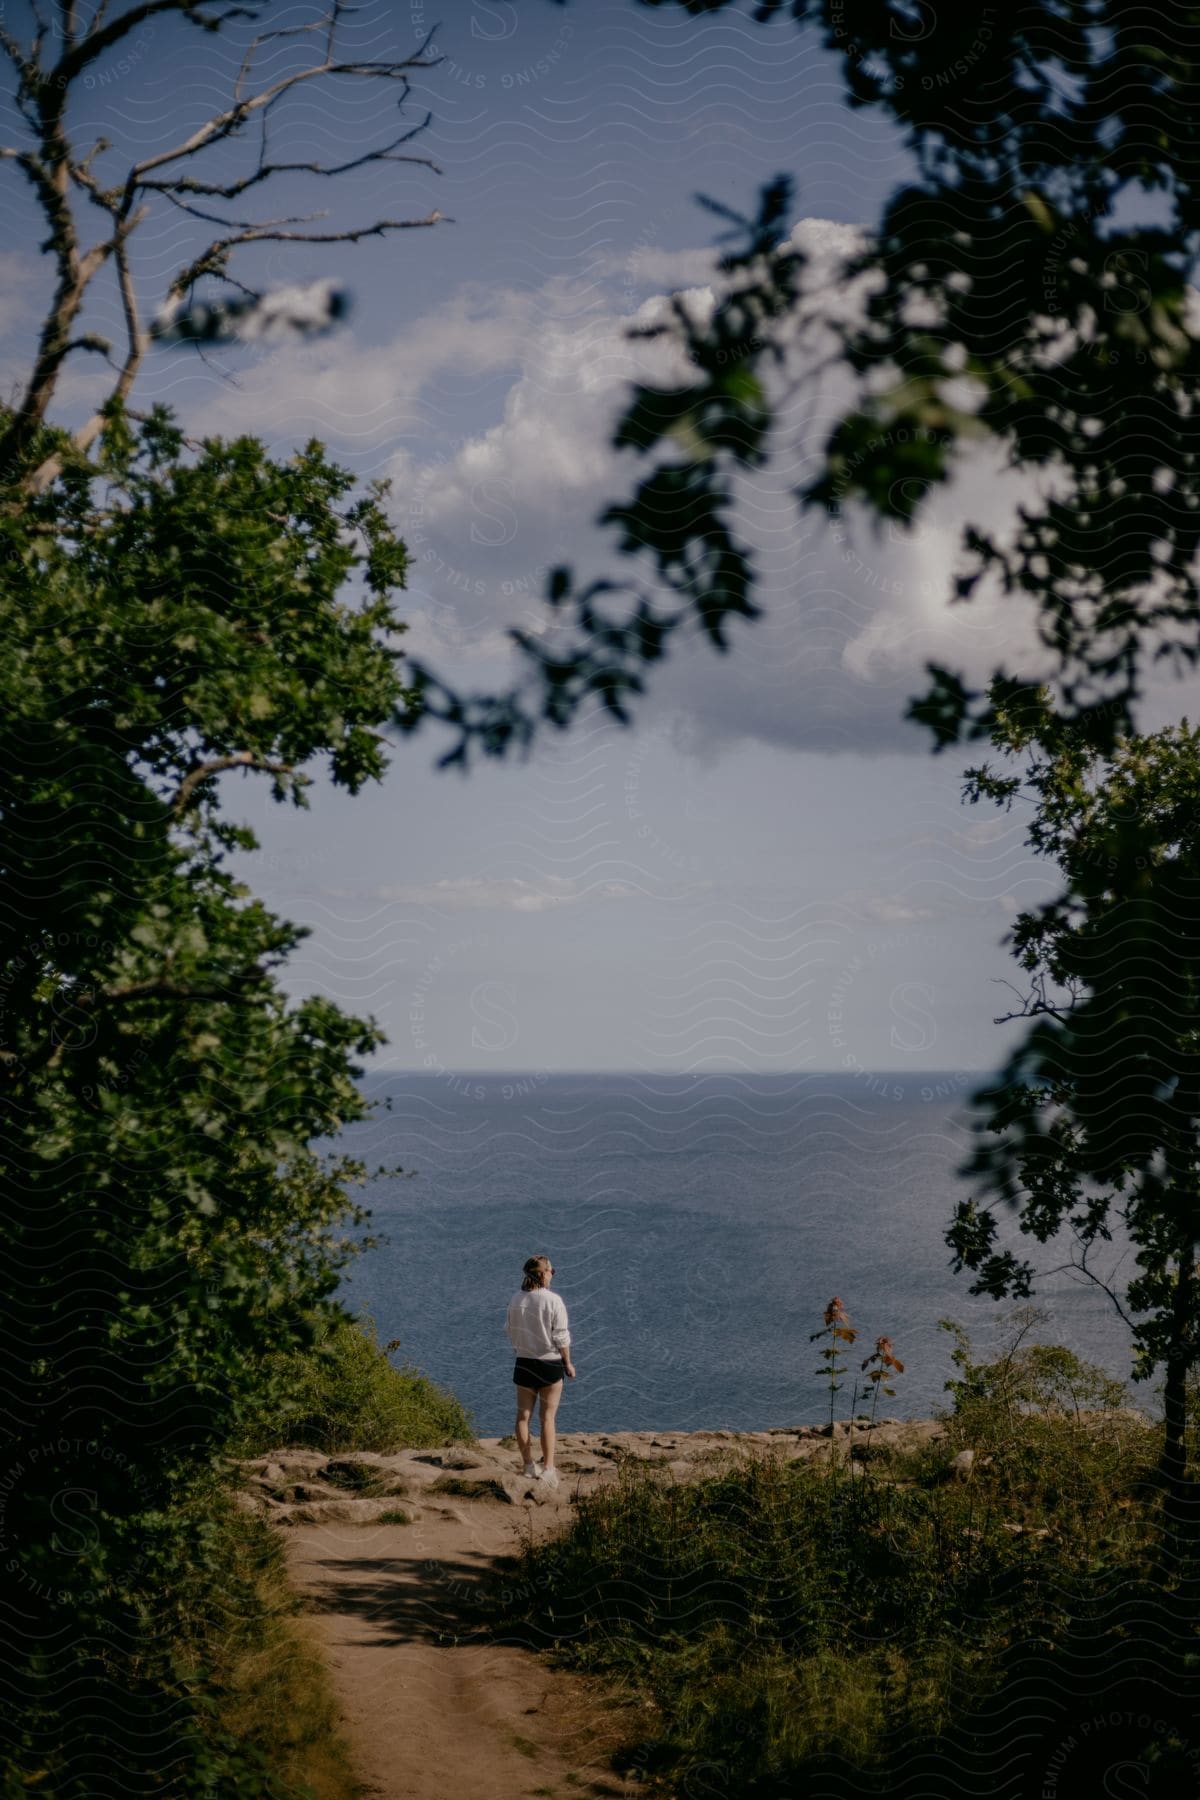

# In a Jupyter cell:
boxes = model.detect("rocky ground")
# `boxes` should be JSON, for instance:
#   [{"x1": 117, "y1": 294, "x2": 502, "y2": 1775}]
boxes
[{"x1": 236, "y1": 1416, "x2": 950, "y2": 1530}]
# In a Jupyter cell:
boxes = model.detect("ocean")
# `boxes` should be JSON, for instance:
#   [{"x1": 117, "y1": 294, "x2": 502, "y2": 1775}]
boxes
[{"x1": 337, "y1": 1073, "x2": 1142, "y2": 1439}]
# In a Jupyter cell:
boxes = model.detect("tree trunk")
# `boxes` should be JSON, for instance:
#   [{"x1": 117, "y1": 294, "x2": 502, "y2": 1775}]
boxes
[
  {"x1": 1159, "y1": 1245, "x2": 1195, "y2": 1491},
  {"x1": 1162, "y1": 1342, "x2": 1188, "y2": 1489}
]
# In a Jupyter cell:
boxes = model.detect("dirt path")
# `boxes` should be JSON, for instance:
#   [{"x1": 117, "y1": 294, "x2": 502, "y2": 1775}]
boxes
[
  {"x1": 244, "y1": 1422, "x2": 944, "y2": 1800},
  {"x1": 282, "y1": 1496, "x2": 638, "y2": 1800}
]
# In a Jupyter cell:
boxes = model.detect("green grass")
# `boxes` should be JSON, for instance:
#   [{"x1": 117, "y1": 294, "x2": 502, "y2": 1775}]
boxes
[
  {"x1": 181, "y1": 1489, "x2": 363, "y2": 1799},
  {"x1": 236, "y1": 1314, "x2": 475, "y2": 1455},
  {"x1": 375, "y1": 1508, "x2": 411, "y2": 1525},
  {"x1": 489, "y1": 1323, "x2": 1198, "y2": 1798}
]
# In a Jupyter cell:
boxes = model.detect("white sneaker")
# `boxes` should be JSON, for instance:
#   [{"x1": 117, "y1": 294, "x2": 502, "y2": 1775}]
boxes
[
  {"x1": 522, "y1": 1461, "x2": 541, "y2": 1479},
  {"x1": 540, "y1": 1467, "x2": 560, "y2": 1491}
]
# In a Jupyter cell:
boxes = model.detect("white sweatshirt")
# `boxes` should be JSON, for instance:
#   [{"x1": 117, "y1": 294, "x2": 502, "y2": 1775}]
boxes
[{"x1": 506, "y1": 1287, "x2": 571, "y2": 1361}]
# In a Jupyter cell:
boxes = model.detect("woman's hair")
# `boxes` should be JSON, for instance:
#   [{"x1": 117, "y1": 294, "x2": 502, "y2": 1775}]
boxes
[{"x1": 521, "y1": 1255, "x2": 551, "y2": 1291}]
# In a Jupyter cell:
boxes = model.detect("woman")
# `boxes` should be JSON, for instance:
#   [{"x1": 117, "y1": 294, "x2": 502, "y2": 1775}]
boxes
[{"x1": 506, "y1": 1254, "x2": 575, "y2": 1488}]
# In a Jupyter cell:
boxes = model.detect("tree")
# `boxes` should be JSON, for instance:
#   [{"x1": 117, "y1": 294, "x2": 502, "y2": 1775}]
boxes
[
  {"x1": 0, "y1": 0, "x2": 444, "y2": 494},
  {"x1": 643, "y1": 2, "x2": 1200, "y2": 754},
  {"x1": 0, "y1": 402, "x2": 414, "y2": 1794},
  {"x1": 0, "y1": 3, "x2": 432, "y2": 1788},
  {"x1": 946, "y1": 700, "x2": 1200, "y2": 1489}
]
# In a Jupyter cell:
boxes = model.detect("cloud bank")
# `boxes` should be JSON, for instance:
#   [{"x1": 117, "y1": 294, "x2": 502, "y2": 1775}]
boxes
[{"x1": 180, "y1": 219, "x2": 1100, "y2": 757}]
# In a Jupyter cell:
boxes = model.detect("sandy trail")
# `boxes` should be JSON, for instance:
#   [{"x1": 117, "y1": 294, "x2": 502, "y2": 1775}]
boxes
[
  {"x1": 247, "y1": 1422, "x2": 943, "y2": 1800},
  {"x1": 283, "y1": 1497, "x2": 639, "y2": 1800}
]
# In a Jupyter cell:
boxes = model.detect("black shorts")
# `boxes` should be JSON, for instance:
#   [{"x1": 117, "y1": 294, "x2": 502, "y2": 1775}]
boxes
[{"x1": 513, "y1": 1356, "x2": 564, "y2": 1391}]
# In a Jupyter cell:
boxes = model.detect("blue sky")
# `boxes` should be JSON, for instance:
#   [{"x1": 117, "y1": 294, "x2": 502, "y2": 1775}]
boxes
[{"x1": 5, "y1": 0, "x2": 1197, "y2": 1076}]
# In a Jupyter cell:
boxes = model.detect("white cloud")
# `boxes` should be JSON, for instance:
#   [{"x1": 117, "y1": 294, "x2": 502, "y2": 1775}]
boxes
[
  {"x1": 598, "y1": 218, "x2": 863, "y2": 299},
  {"x1": 186, "y1": 286, "x2": 538, "y2": 446}
]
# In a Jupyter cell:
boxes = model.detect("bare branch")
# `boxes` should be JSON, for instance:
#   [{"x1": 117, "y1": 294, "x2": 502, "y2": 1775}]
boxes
[
  {"x1": 1040, "y1": 1244, "x2": 1138, "y2": 1334},
  {"x1": 126, "y1": 25, "x2": 441, "y2": 193},
  {"x1": 231, "y1": 0, "x2": 415, "y2": 102},
  {"x1": 156, "y1": 192, "x2": 343, "y2": 231},
  {"x1": 59, "y1": 2, "x2": 80, "y2": 55},
  {"x1": 172, "y1": 751, "x2": 297, "y2": 813},
  {"x1": 1, "y1": 1, "x2": 445, "y2": 490},
  {"x1": 72, "y1": 136, "x2": 114, "y2": 194},
  {"x1": 162, "y1": 209, "x2": 446, "y2": 274},
  {"x1": 991, "y1": 1005, "x2": 1069, "y2": 1023},
  {"x1": 990, "y1": 971, "x2": 1080, "y2": 1025},
  {"x1": 63, "y1": 330, "x2": 113, "y2": 357},
  {"x1": 60, "y1": 0, "x2": 264, "y2": 87},
  {"x1": 61, "y1": 223, "x2": 152, "y2": 451},
  {"x1": 113, "y1": 232, "x2": 144, "y2": 368},
  {"x1": 0, "y1": 162, "x2": 103, "y2": 483},
  {"x1": 0, "y1": 23, "x2": 37, "y2": 89},
  {"x1": 28, "y1": 2, "x2": 50, "y2": 49},
  {"x1": 137, "y1": 127, "x2": 441, "y2": 214}
]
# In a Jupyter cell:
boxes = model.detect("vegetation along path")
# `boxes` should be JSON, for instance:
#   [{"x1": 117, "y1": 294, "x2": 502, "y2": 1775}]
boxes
[{"x1": 241, "y1": 1422, "x2": 942, "y2": 1798}]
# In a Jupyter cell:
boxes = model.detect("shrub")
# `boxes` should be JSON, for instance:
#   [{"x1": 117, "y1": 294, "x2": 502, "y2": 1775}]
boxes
[
  {"x1": 940, "y1": 1307, "x2": 1132, "y2": 1424},
  {"x1": 936, "y1": 1311, "x2": 1158, "y2": 1528},
  {"x1": 492, "y1": 1313, "x2": 1174, "y2": 1797},
  {"x1": 236, "y1": 1313, "x2": 475, "y2": 1454}
]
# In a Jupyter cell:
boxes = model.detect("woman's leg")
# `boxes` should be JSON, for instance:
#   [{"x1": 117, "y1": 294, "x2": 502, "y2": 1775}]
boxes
[
  {"x1": 537, "y1": 1379, "x2": 563, "y2": 1470},
  {"x1": 514, "y1": 1386, "x2": 538, "y2": 1465}
]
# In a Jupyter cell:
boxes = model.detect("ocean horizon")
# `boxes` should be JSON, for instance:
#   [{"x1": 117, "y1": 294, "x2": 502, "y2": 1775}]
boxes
[{"x1": 336, "y1": 1071, "x2": 1143, "y2": 1439}]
